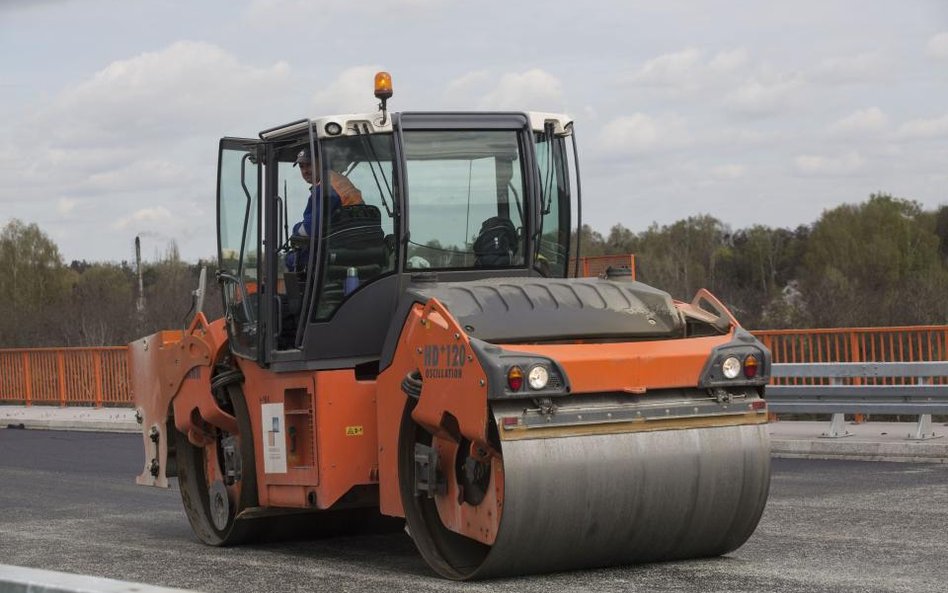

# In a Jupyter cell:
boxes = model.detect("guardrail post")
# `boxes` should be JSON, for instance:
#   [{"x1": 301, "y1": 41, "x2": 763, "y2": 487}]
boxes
[
  {"x1": 820, "y1": 378, "x2": 853, "y2": 438},
  {"x1": 93, "y1": 350, "x2": 104, "y2": 408},
  {"x1": 22, "y1": 352, "x2": 32, "y2": 407},
  {"x1": 57, "y1": 350, "x2": 67, "y2": 408},
  {"x1": 907, "y1": 377, "x2": 942, "y2": 441}
]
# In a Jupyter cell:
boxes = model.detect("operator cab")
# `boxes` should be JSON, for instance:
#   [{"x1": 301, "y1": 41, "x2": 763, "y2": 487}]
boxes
[{"x1": 215, "y1": 74, "x2": 578, "y2": 372}]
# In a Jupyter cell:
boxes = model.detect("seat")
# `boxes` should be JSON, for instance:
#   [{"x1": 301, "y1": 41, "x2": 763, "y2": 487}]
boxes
[{"x1": 473, "y1": 216, "x2": 518, "y2": 267}]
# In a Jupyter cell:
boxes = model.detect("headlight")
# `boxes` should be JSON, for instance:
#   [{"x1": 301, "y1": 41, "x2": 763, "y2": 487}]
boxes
[
  {"x1": 527, "y1": 365, "x2": 550, "y2": 390},
  {"x1": 722, "y1": 356, "x2": 742, "y2": 379}
]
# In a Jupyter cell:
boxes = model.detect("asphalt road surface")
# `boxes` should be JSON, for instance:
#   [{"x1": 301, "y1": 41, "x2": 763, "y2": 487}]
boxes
[{"x1": 1, "y1": 429, "x2": 946, "y2": 593}]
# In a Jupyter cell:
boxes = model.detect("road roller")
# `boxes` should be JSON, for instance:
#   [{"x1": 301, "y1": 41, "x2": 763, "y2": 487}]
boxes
[{"x1": 131, "y1": 72, "x2": 772, "y2": 579}]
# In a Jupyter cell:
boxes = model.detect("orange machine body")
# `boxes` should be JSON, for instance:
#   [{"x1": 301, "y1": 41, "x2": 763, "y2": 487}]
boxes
[{"x1": 135, "y1": 295, "x2": 747, "y2": 530}]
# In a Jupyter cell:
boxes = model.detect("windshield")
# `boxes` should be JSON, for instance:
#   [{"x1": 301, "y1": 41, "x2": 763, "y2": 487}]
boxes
[{"x1": 403, "y1": 130, "x2": 526, "y2": 270}]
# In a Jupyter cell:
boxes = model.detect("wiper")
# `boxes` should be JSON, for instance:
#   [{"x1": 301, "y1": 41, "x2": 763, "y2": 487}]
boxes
[
  {"x1": 542, "y1": 122, "x2": 555, "y2": 215},
  {"x1": 356, "y1": 123, "x2": 395, "y2": 218}
]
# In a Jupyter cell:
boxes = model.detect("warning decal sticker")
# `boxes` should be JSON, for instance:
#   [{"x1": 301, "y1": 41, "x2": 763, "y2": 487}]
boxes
[{"x1": 261, "y1": 402, "x2": 287, "y2": 474}]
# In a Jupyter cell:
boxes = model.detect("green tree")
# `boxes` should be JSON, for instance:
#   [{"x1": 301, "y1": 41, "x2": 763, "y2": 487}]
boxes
[
  {"x1": 66, "y1": 263, "x2": 136, "y2": 346},
  {"x1": 0, "y1": 220, "x2": 70, "y2": 346},
  {"x1": 800, "y1": 194, "x2": 948, "y2": 326},
  {"x1": 571, "y1": 224, "x2": 607, "y2": 258},
  {"x1": 633, "y1": 215, "x2": 730, "y2": 301}
]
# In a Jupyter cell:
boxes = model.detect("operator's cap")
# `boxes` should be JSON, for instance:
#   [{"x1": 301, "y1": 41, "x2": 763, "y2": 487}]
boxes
[{"x1": 293, "y1": 148, "x2": 314, "y2": 167}]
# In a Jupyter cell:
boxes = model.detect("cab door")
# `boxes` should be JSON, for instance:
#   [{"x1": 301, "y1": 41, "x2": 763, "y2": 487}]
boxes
[{"x1": 217, "y1": 137, "x2": 264, "y2": 360}]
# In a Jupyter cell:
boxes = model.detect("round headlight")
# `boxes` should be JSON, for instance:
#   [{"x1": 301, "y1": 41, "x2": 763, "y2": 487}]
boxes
[
  {"x1": 528, "y1": 365, "x2": 550, "y2": 390},
  {"x1": 722, "y1": 356, "x2": 742, "y2": 379},
  {"x1": 324, "y1": 121, "x2": 343, "y2": 135}
]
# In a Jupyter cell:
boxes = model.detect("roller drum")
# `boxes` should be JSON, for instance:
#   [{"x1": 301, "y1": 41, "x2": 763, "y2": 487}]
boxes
[
  {"x1": 405, "y1": 401, "x2": 771, "y2": 579},
  {"x1": 482, "y1": 421, "x2": 770, "y2": 576}
]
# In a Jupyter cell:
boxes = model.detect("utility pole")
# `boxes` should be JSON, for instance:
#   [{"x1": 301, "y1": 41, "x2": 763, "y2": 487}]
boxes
[{"x1": 135, "y1": 235, "x2": 145, "y2": 313}]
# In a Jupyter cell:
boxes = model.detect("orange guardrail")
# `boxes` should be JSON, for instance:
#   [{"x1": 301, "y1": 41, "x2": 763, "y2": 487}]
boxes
[
  {"x1": 0, "y1": 325, "x2": 945, "y2": 408},
  {"x1": 0, "y1": 347, "x2": 130, "y2": 407},
  {"x1": 751, "y1": 325, "x2": 948, "y2": 386},
  {"x1": 569, "y1": 254, "x2": 636, "y2": 279}
]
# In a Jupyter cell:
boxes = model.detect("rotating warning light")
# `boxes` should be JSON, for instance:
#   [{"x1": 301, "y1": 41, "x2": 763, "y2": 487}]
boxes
[{"x1": 374, "y1": 71, "x2": 393, "y2": 99}]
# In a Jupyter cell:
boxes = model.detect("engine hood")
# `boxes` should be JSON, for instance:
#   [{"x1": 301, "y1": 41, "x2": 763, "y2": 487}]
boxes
[{"x1": 406, "y1": 277, "x2": 683, "y2": 343}]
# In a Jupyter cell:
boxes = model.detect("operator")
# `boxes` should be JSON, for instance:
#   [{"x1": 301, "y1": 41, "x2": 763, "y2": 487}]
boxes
[{"x1": 286, "y1": 147, "x2": 363, "y2": 270}]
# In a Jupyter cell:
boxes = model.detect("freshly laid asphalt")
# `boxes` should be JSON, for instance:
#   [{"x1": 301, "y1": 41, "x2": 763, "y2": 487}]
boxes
[{"x1": 2, "y1": 428, "x2": 947, "y2": 593}]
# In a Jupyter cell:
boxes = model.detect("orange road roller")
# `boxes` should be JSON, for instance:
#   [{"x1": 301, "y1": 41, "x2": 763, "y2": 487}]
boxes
[{"x1": 131, "y1": 73, "x2": 771, "y2": 579}]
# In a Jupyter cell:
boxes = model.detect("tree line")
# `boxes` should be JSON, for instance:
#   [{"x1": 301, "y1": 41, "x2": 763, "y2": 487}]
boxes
[
  {"x1": 1, "y1": 193, "x2": 946, "y2": 348},
  {"x1": 578, "y1": 193, "x2": 948, "y2": 329},
  {"x1": 0, "y1": 220, "x2": 222, "y2": 348}
]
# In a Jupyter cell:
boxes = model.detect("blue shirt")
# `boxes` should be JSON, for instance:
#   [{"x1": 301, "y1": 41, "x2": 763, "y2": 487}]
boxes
[{"x1": 286, "y1": 184, "x2": 343, "y2": 270}]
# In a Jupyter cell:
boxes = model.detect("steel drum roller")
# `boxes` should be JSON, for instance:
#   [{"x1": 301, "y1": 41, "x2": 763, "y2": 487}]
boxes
[{"x1": 404, "y1": 401, "x2": 771, "y2": 580}]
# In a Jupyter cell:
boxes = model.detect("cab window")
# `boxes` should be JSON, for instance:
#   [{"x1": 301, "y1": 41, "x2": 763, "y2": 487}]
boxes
[{"x1": 403, "y1": 130, "x2": 526, "y2": 270}]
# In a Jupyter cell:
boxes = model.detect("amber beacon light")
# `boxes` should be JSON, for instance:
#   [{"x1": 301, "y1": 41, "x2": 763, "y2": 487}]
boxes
[
  {"x1": 375, "y1": 71, "x2": 393, "y2": 124},
  {"x1": 374, "y1": 71, "x2": 393, "y2": 99}
]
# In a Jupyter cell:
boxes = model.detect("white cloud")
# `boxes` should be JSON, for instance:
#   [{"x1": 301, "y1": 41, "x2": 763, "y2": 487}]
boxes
[
  {"x1": 84, "y1": 158, "x2": 195, "y2": 195},
  {"x1": 927, "y1": 32, "x2": 948, "y2": 60},
  {"x1": 244, "y1": 0, "x2": 443, "y2": 24},
  {"x1": 627, "y1": 47, "x2": 749, "y2": 94},
  {"x1": 709, "y1": 48, "x2": 750, "y2": 73},
  {"x1": 598, "y1": 113, "x2": 691, "y2": 155},
  {"x1": 897, "y1": 113, "x2": 948, "y2": 139},
  {"x1": 445, "y1": 70, "x2": 491, "y2": 99},
  {"x1": 711, "y1": 164, "x2": 746, "y2": 180},
  {"x1": 444, "y1": 69, "x2": 564, "y2": 112},
  {"x1": 794, "y1": 152, "x2": 865, "y2": 176},
  {"x1": 312, "y1": 65, "x2": 387, "y2": 114},
  {"x1": 829, "y1": 107, "x2": 888, "y2": 136},
  {"x1": 812, "y1": 51, "x2": 892, "y2": 83},
  {"x1": 725, "y1": 74, "x2": 803, "y2": 116},
  {"x1": 57, "y1": 198, "x2": 78, "y2": 215},
  {"x1": 112, "y1": 206, "x2": 174, "y2": 231},
  {"x1": 629, "y1": 47, "x2": 704, "y2": 89},
  {"x1": 44, "y1": 41, "x2": 292, "y2": 145},
  {"x1": 477, "y1": 69, "x2": 564, "y2": 111}
]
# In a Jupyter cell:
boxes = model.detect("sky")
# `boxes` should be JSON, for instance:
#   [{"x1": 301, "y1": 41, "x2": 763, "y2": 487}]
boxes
[{"x1": 1, "y1": 0, "x2": 946, "y2": 264}]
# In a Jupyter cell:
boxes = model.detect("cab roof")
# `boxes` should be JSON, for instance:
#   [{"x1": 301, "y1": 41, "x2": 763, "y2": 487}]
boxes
[{"x1": 258, "y1": 111, "x2": 573, "y2": 141}]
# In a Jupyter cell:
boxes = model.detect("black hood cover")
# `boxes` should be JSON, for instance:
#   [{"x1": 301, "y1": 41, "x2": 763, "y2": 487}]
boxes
[{"x1": 407, "y1": 278, "x2": 682, "y2": 343}]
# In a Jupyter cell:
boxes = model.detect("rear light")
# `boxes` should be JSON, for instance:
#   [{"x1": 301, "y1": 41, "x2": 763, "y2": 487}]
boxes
[
  {"x1": 743, "y1": 355, "x2": 759, "y2": 379},
  {"x1": 722, "y1": 356, "x2": 741, "y2": 379},
  {"x1": 750, "y1": 399, "x2": 766, "y2": 411},
  {"x1": 507, "y1": 366, "x2": 524, "y2": 391}
]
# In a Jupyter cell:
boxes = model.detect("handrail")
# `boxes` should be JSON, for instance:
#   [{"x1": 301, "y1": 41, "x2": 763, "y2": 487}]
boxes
[{"x1": 0, "y1": 347, "x2": 130, "y2": 407}]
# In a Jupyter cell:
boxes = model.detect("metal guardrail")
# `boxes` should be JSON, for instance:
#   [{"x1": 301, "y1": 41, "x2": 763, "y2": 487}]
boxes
[
  {"x1": 767, "y1": 362, "x2": 948, "y2": 440},
  {"x1": 0, "y1": 347, "x2": 129, "y2": 407}
]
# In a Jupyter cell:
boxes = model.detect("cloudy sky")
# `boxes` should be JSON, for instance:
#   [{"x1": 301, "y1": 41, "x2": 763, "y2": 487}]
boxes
[{"x1": 1, "y1": 0, "x2": 946, "y2": 263}]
